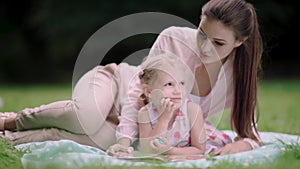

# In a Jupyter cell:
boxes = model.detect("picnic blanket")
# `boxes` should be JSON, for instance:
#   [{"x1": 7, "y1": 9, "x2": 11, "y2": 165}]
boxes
[{"x1": 15, "y1": 130, "x2": 300, "y2": 169}]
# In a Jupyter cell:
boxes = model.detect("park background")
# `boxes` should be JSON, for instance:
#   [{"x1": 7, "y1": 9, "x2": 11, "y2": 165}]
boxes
[
  {"x1": 0, "y1": 1, "x2": 299, "y2": 168},
  {"x1": 1, "y1": 0, "x2": 299, "y2": 133},
  {"x1": 0, "y1": 0, "x2": 299, "y2": 84}
]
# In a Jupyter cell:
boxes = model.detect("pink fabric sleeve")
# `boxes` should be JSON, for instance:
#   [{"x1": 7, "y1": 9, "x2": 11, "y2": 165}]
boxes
[{"x1": 115, "y1": 64, "x2": 143, "y2": 143}]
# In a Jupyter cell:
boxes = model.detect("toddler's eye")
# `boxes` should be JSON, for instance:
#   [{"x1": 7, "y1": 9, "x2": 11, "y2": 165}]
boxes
[{"x1": 164, "y1": 82, "x2": 173, "y2": 86}]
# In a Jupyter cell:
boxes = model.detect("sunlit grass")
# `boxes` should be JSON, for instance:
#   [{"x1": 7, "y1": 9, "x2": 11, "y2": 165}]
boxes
[
  {"x1": 0, "y1": 139, "x2": 25, "y2": 169},
  {"x1": 0, "y1": 84, "x2": 72, "y2": 112},
  {"x1": 210, "y1": 78, "x2": 300, "y2": 136},
  {"x1": 257, "y1": 79, "x2": 300, "y2": 135}
]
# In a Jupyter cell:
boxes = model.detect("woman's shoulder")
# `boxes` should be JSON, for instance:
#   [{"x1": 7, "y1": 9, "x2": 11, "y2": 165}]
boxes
[
  {"x1": 157, "y1": 26, "x2": 199, "y2": 55},
  {"x1": 160, "y1": 26, "x2": 198, "y2": 40},
  {"x1": 118, "y1": 62, "x2": 140, "y2": 71}
]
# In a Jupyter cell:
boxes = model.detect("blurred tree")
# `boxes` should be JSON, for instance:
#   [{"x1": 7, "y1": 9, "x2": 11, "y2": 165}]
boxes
[
  {"x1": 252, "y1": 0, "x2": 298, "y2": 78},
  {"x1": 0, "y1": 0, "x2": 298, "y2": 83}
]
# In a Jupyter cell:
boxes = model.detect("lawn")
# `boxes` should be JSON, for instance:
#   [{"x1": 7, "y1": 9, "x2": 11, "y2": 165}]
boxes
[{"x1": 0, "y1": 78, "x2": 299, "y2": 169}]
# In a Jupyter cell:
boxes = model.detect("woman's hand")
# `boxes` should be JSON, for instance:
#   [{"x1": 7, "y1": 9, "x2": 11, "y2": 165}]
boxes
[
  {"x1": 150, "y1": 136, "x2": 171, "y2": 154},
  {"x1": 214, "y1": 140, "x2": 252, "y2": 155},
  {"x1": 106, "y1": 144, "x2": 134, "y2": 157}
]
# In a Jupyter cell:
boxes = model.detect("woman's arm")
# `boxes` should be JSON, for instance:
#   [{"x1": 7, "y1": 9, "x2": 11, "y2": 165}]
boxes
[
  {"x1": 214, "y1": 137, "x2": 262, "y2": 155},
  {"x1": 106, "y1": 137, "x2": 134, "y2": 156},
  {"x1": 215, "y1": 111, "x2": 263, "y2": 155}
]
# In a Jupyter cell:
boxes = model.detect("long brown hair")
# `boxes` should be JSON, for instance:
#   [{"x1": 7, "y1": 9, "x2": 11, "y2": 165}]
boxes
[{"x1": 202, "y1": 0, "x2": 263, "y2": 140}]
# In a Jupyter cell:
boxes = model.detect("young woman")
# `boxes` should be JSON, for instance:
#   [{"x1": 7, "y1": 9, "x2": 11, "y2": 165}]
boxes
[
  {"x1": 147, "y1": 0, "x2": 264, "y2": 155},
  {"x1": 1, "y1": 0, "x2": 263, "y2": 156}
]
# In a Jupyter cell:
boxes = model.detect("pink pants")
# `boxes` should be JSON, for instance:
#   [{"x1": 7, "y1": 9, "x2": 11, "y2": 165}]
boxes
[{"x1": 4, "y1": 63, "x2": 121, "y2": 150}]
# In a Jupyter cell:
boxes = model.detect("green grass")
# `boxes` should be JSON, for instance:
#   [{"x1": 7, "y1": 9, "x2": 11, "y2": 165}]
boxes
[
  {"x1": 0, "y1": 84, "x2": 72, "y2": 112},
  {"x1": 257, "y1": 79, "x2": 300, "y2": 135},
  {"x1": 0, "y1": 79, "x2": 299, "y2": 169},
  {"x1": 209, "y1": 78, "x2": 300, "y2": 136},
  {"x1": 0, "y1": 140, "x2": 25, "y2": 169}
]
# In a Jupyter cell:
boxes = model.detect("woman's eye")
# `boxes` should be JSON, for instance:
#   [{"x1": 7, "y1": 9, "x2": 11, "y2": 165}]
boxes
[{"x1": 214, "y1": 41, "x2": 224, "y2": 46}]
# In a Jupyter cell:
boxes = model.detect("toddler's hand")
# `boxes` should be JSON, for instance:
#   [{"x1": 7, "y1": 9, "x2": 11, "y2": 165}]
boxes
[
  {"x1": 150, "y1": 136, "x2": 171, "y2": 154},
  {"x1": 149, "y1": 89, "x2": 179, "y2": 113},
  {"x1": 159, "y1": 98, "x2": 178, "y2": 120}
]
